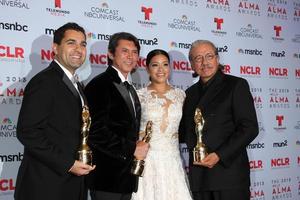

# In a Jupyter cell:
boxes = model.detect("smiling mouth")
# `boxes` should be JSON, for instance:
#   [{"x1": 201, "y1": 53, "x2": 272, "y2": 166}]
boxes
[
  {"x1": 124, "y1": 61, "x2": 137, "y2": 66},
  {"x1": 71, "y1": 55, "x2": 82, "y2": 59}
]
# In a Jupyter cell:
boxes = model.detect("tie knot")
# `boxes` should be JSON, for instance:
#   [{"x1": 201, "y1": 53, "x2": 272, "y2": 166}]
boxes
[
  {"x1": 73, "y1": 74, "x2": 80, "y2": 84},
  {"x1": 123, "y1": 81, "x2": 131, "y2": 90}
]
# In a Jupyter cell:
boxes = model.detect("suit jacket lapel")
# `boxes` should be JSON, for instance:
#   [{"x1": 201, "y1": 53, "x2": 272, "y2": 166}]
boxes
[
  {"x1": 113, "y1": 82, "x2": 136, "y2": 118},
  {"x1": 63, "y1": 75, "x2": 80, "y2": 98},
  {"x1": 132, "y1": 88, "x2": 141, "y2": 122},
  {"x1": 197, "y1": 71, "x2": 225, "y2": 113},
  {"x1": 107, "y1": 66, "x2": 136, "y2": 119},
  {"x1": 51, "y1": 61, "x2": 81, "y2": 100}
]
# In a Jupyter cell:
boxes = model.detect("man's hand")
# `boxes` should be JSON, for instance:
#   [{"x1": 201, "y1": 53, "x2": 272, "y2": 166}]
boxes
[
  {"x1": 69, "y1": 160, "x2": 96, "y2": 176},
  {"x1": 134, "y1": 141, "x2": 150, "y2": 160},
  {"x1": 193, "y1": 152, "x2": 220, "y2": 168}
]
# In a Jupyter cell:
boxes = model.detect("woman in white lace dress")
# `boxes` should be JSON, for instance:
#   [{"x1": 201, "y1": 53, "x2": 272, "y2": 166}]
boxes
[{"x1": 131, "y1": 49, "x2": 193, "y2": 200}]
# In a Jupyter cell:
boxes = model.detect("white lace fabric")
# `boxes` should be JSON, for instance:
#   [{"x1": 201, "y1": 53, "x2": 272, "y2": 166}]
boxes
[{"x1": 131, "y1": 87, "x2": 193, "y2": 200}]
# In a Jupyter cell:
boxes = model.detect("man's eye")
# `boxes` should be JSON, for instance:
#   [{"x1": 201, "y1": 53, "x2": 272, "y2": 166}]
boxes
[{"x1": 194, "y1": 56, "x2": 203, "y2": 62}]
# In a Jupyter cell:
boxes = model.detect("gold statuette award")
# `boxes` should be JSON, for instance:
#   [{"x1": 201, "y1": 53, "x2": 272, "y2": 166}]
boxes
[
  {"x1": 131, "y1": 121, "x2": 153, "y2": 177},
  {"x1": 193, "y1": 108, "x2": 208, "y2": 163},
  {"x1": 78, "y1": 105, "x2": 93, "y2": 165}
]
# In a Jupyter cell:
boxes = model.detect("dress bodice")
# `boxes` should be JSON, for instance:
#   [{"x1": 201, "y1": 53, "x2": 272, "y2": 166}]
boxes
[
  {"x1": 132, "y1": 87, "x2": 192, "y2": 200},
  {"x1": 137, "y1": 87, "x2": 185, "y2": 151}
]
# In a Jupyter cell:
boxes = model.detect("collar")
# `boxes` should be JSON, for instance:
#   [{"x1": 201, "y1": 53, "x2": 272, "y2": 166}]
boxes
[
  {"x1": 111, "y1": 65, "x2": 132, "y2": 83},
  {"x1": 54, "y1": 59, "x2": 75, "y2": 83},
  {"x1": 199, "y1": 70, "x2": 222, "y2": 90}
]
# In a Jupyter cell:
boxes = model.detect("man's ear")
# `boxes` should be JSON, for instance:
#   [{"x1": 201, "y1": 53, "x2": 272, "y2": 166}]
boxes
[
  {"x1": 190, "y1": 62, "x2": 195, "y2": 71},
  {"x1": 108, "y1": 51, "x2": 114, "y2": 60},
  {"x1": 52, "y1": 43, "x2": 58, "y2": 55}
]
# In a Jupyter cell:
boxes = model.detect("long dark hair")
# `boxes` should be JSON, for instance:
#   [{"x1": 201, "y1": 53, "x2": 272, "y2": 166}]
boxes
[{"x1": 146, "y1": 49, "x2": 170, "y2": 66}]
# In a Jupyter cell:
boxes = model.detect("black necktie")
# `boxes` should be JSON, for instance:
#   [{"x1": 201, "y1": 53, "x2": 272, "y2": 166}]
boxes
[
  {"x1": 123, "y1": 81, "x2": 133, "y2": 91},
  {"x1": 76, "y1": 81, "x2": 88, "y2": 106},
  {"x1": 123, "y1": 81, "x2": 140, "y2": 117}
]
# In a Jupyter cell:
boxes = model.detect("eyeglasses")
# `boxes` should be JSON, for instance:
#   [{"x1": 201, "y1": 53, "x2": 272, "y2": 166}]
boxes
[{"x1": 193, "y1": 53, "x2": 216, "y2": 64}]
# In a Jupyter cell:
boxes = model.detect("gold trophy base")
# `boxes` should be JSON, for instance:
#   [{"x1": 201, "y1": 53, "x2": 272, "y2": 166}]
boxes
[
  {"x1": 78, "y1": 149, "x2": 93, "y2": 166},
  {"x1": 131, "y1": 159, "x2": 145, "y2": 177},
  {"x1": 193, "y1": 146, "x2": 208, "y2": 163}
]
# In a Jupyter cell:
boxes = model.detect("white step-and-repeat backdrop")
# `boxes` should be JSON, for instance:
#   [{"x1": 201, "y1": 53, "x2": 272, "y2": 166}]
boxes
[{"x1": 1, "y1": 0, "x2": 300, "y2": 199}]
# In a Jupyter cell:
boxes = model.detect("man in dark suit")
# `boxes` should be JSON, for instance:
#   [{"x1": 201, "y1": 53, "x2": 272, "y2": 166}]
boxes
[
  {"x1": 15, "y1": 22, "x2": 95, "y2": 200},
  {"x1": 179, "y1": 40, "x2": 258, "y2": 200},
  {"x1": 85, "y1": 32, "x2": 149, "y2": 200}
]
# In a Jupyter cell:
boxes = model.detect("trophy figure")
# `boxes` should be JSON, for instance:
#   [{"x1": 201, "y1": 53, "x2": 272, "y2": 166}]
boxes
[
  {"x1": 193, "y1": 108, "x2": 208, "y2": 163},
  {"x1": 131, "y1": 121, "x2": 153, "y2": 177},
  {"x1": 78, "y1": 105, "x2": 93, "y2": 165}
]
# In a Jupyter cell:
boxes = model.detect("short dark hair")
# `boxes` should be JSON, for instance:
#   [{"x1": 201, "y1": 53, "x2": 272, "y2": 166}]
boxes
[
  {"x1": 146, "y1": 49, "x2": 170, "y2": 66},
  {"x1": 53, "y1": 22, "x2": 86, "y2": 45},
  {"x1": 108, "y1": 32, "x2": 140, "y2": 66}
]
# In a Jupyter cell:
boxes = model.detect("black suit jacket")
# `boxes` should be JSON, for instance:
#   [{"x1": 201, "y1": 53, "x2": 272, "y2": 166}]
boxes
[
  {"x1": 15, "y1": 61, "x2": 85, "y2": 200},
  {"x1": 84, "y1": 66, "x2": 141, "y2": 193},
  {"x1": 180, "y1": 71, "x2": 258, "y2": 191}
]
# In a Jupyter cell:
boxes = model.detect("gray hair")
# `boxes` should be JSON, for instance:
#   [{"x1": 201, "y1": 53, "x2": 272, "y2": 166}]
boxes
[{"x1": 188, "y1": 40, "x2": 218, "y2": 62}]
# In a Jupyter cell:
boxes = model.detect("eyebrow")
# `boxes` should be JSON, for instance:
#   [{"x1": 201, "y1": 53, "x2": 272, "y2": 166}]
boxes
[
  {"x1": 121, "y1": 47, "x2": 138, "y2": 51},
  {"x1": 65, "y1": 39, "x2": 87, "y2": 44},
  {"x1": 151, "y1": 60, "x2": 169, "y2": 63},
  {"x1": 195, "y1": 52, "x2": 214, "y2": 56},
  {"x1": 65, "y1": 39, "x2": 76, "y2": 42}
]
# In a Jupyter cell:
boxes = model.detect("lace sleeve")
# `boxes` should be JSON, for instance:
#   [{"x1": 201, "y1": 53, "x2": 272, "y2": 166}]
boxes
[
  {"x1": 174, "y1": 88, "x2": 186, "y2": 104},
  {"x1": 137, "y1": 87, "x2": 147, "y2": 104}
]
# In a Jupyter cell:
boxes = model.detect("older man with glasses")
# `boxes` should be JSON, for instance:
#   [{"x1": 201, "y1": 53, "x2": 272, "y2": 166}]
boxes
[{"x1": 179, "y1": 40, "x2": 259, "y2": 200}]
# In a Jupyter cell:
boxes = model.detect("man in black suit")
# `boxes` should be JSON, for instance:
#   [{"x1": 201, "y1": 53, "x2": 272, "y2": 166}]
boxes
[
  {"x1": 179, "y1": 40, "x2": 258, "y2": 200},
  {"x1": 85, "y1": 32, "x2": 149, "y2": 200},
  {"x1": 15, "y1": 22, "x2": 95, "y2": 200}
]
